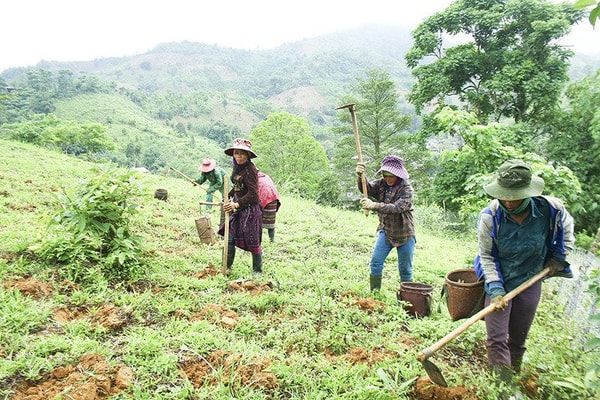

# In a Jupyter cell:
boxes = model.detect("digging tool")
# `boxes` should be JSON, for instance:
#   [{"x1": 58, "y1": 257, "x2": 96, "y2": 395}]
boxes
[
  {"x1": 222, "y1": 179, "x2": 230, "y2": 275},
  {"x1": 336, "y1": 103, "x2": 369, "y2": 216},
  {"x1": 418, "y1": 267, "x2": 550, "y2": 387},
  {"x1": 169, "y1": 166, "x2": 223, "y2": 201},
  {"x1": 199, "y1": 201, "x2": 222, "y2": 206},
  {"x1": 169, "y1": 166, "x2": 199, "y2": 185}
]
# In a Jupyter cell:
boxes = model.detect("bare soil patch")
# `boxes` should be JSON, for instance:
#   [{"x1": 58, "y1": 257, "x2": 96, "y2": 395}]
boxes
[
  {"x1": 11, "y1": 354, "x2": 133, "y2": 400},
  {"x1": 178, "y1": 349, "x2": 277, "y2": 393}
]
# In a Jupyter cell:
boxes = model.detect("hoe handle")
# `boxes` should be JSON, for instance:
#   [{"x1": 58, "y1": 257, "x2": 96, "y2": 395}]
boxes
[
  {"x1": 169, "y1": 166, "x2": 198, "y2": 185},
  {"x1": 222, "y1": 179, "x2": 230, "y2": 275},
  {"x1": 417, "y1": 267, "x2": 550, "y2": 361},
  {"x1": 337, "y1": 103, "x2": 369, "y2": 216}
]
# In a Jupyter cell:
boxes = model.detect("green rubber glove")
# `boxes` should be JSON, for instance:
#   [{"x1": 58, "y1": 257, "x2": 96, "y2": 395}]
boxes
[
  {"x1": 545, "y1": 257, "x2": 569, "y2": 274},
  {"x1": 488, "y1": 286, "x2": 507, "y2": 310}
]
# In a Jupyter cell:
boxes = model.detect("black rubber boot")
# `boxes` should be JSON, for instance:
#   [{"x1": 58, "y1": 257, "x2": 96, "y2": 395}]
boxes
[
  {"x1": 268, "y1": 228, "x2": 275, "y2": 243},
  {"x1": 370, "y1": 275, "x2": 382, "y2": 291},
  {"x1": 226, "y1": 240, "x2": 235, "y2": 269},
  {"x1": 511, "y1": 355, "x2": 523, "y2": 375},
  {"x1": 252, "y1": 252, "x2": 263, "y2": 274}
]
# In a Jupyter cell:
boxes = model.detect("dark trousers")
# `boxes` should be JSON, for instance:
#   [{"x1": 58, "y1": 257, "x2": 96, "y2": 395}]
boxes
[{"x1": 484, "y1": 281, "x2": 542, "y2": 366}]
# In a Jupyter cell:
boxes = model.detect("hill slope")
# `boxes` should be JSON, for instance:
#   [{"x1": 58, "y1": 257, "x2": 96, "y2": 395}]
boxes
[
  {"x1": 53, "y1": 93, "x2": 227, "y2": 176},
  {"x1": 0, "y1": 139, "x2": 596, "y2": 399},
  {"x1": 0, "y1": 25, "x2": 430, "y2": 132}
]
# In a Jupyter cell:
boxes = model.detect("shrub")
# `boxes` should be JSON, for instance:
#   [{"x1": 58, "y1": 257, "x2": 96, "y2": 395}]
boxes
[{"x1": 38, "y1": 164, "x2": 146, "y2": 283}]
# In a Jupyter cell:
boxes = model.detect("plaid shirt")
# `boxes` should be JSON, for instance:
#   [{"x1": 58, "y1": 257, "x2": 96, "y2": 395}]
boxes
[{"x1": 358, "y1": 177, "x2": 416, "y2": 247}]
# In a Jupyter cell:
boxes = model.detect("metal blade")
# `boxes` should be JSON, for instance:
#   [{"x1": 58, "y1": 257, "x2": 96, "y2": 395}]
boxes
[{"x1": 421, "y1": 358, "x2": 448, "y2": 387}]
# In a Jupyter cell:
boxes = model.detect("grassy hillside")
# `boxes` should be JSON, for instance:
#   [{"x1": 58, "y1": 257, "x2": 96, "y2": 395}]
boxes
[
  {"x1": 0, "y1": 139, "x2": 595, "y2": 399},
  {"x1": 0, "y1": 25, "x2": 427, "y2": 133},
  {"x1": 54, "y1": 93, "x2": 229, "y2": 177}
]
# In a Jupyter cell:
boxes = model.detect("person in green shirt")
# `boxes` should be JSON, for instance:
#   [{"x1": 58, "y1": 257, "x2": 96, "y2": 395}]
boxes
[
  {"x1": 195, "y1": 158, "x2": 226, "y2": 210},
  {"x1": 476, "y1": 159, "x2": 575, "y2": 399}
]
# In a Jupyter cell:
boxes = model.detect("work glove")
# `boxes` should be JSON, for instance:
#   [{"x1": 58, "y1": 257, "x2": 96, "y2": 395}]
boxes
[
  {"x1": 360, "y1": 198, "x2": 376, "y2": 210},
  {"x1": 545, "y1": 257, "x2": 570, "y2": 275},
  {"x1": 355, "y1": 162, "x2": 365, "y2": 176},
  {"x1": 491, "y1": 295, "x2": 508, "y2": 310},
  {"x1": 488, "y1": 286, "x2": 507, "y2": 310}
]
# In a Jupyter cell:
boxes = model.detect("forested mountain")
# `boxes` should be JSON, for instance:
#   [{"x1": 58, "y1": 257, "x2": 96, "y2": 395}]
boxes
[
  {"x1": 2, "y1": 23, "x2": 600, "y2": 239},
  {"x1": 1, "y1": 25, "x2": 417, "y2": 130},
  {"x1": 0, "y1": 25, "x2": 437, "y2": 187},
  {"x1": 2, "y1": 23, "x2": 597, "y2": 135}
]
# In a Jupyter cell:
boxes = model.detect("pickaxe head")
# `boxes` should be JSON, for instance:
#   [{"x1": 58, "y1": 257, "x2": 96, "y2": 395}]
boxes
[{"x1": 335, "y1": 103, "x2": 356, "y2": 111}]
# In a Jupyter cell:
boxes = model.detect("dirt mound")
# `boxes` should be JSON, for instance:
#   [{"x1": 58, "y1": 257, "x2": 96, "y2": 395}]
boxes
[
  {"x1": 178, "y1": 349, "x2": 277, "y2": 393},
  {"x1": 11, "y1": 354, "x2": 133, "y2": 399},
  {"x1": 8, "y1": 277, "x2": 53, "y2": 298},
  {"x1": 340, "y1": 291, "x2": 385, "y2": 312},
  {"x1": 195, "y1": 303, "x2": 240, "y2": 328},
  {"x1": 54, "y1": 304, "x2": 133, "y2": 331},
  {"x1": 344, "y1": 346, "x2": 398, "y2": 366},
  {"x1": 410, "y1": 376, "x2": 478, "y2": 400},
  {"x1": 226, "y1": 279, "x2": 273, "y2": 295},
  {"x1": 193, "y1": 262, "x2": 220, "y2": 278}
]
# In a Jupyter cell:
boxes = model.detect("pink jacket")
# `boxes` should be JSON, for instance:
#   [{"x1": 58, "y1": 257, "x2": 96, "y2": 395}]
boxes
[{"x1": 258, "y1": 172, "x2": 281, "y2": 210}]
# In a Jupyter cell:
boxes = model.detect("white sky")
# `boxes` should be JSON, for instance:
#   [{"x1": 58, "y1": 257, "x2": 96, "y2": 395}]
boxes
[{"x1": 1, "y1": 0, "x2": 598, "y2": 73}]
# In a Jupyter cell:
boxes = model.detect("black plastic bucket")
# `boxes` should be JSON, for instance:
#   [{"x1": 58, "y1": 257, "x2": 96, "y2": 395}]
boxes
[{"x1": 154, "y1": 188, "x2": 168, "y2": 201}]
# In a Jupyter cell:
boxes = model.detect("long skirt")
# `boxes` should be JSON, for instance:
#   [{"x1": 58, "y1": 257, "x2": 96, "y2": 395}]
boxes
[
  {"x1": 219, "y1": 203, "x2": 262, "y2": 254},
  {"x1": 262, "y1": 200, "x2": 279, "y2": 229}
]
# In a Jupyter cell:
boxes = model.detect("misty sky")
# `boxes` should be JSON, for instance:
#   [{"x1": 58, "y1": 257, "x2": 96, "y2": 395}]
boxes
[{"x1": 1, "y1": 0, "x2": 597, "y2": 73}]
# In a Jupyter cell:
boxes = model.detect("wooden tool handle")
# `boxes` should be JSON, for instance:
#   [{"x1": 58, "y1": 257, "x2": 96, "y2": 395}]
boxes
[
  {"x1": 348, "y1": 106, "x2": 369, "y2": 216},
  {"x1": 222, "y1": 179, "x2": 230, "y2": 275},
  {"x1": 417, "y1": 267, "x2": 550, "y2": 361}
]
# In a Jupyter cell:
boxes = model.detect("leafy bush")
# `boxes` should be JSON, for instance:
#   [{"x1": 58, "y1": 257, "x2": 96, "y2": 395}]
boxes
[
  {"x1": 582, "y1": 267, "x2": 600, "y2": 396},
  {"x1": 0, "y1": 113, "x2": 115, "y2": 155},
  {"x1": 38, "y1": 164, "x2": 146, "y2": 283}
]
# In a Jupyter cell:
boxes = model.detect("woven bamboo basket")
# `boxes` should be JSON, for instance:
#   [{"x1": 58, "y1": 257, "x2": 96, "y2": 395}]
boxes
[{"x1": 445, "y1": 268, "x2": 484, "y2": 321}]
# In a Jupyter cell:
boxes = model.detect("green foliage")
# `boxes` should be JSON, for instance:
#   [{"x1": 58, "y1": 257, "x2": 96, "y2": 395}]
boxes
[
  {"x1": 37, "y1": 164, "x2": 146, "y2": 283},
  {"x1": 545, "y1": 70, "x2": 600, "y2": 235},
  {"x1": 333, "y1": 69, "x2": 418, "y2": 202},
  {"x1": 53, "y1": 92, "x2": 226, "y2": 175},
  {"x1": 0, "y1": 113, "x2": 115, "y2": 155},
  {"x1": 552, "y1": 266, "x2": 600, "y2": 398},
  {"x1": 406, "y1": 0, "x2": 583, "y2": 127},
  {"x1": 420, "y1": 107, "x2": 583, "y2": 220},
  {"x1": 574, "y1": 0, "x2": 600, "y2": 26},
  {"x1": 0, "y1": 69, "x2": 115, "y2": 124},
  {"x1": 141, "y1": 90, "x2": 212, "y2": 120},
  {"x1": 194, "y1": 119, "x2": 239, "y2": 147},
  {"x1": 349, "y1": 69, "x2": 412, "y2": 162},
  {"x1": 250, "y1": 111, "x2": 332, "y2": 201}
]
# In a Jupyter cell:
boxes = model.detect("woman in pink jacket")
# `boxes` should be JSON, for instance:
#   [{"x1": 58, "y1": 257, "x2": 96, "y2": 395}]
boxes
[{"x1": 258, "y1": 171, "x2": 281, "y2": 243}]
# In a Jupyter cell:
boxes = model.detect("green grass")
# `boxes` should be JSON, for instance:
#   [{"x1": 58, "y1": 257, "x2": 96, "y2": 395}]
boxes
[
  {"x1": 54, "y1": 93, "x2": 228, "y2": 177},
  {"x1": 0, "y1": 139, "x2": 596, "y2": 399}
]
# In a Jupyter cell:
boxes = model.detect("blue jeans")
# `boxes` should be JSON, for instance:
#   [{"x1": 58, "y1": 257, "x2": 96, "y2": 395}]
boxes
[{"x1": 370, "y1": 231, "x2": 415, "y2": 282}]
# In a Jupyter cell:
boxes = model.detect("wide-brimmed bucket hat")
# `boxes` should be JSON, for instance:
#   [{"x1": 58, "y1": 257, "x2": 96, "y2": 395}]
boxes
[
  {"x1": 224, "y1": 138, "x2": 258, "y2": 158},
  {"x1": 376, "y1": 155, "x2": 409, "y2": 179},
  {"x1": 199, "y1": 158, "x2": 216, "y2": 172},
  {"x1": 484, "y1": 159, "x2": 544, "y2": 201}
]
